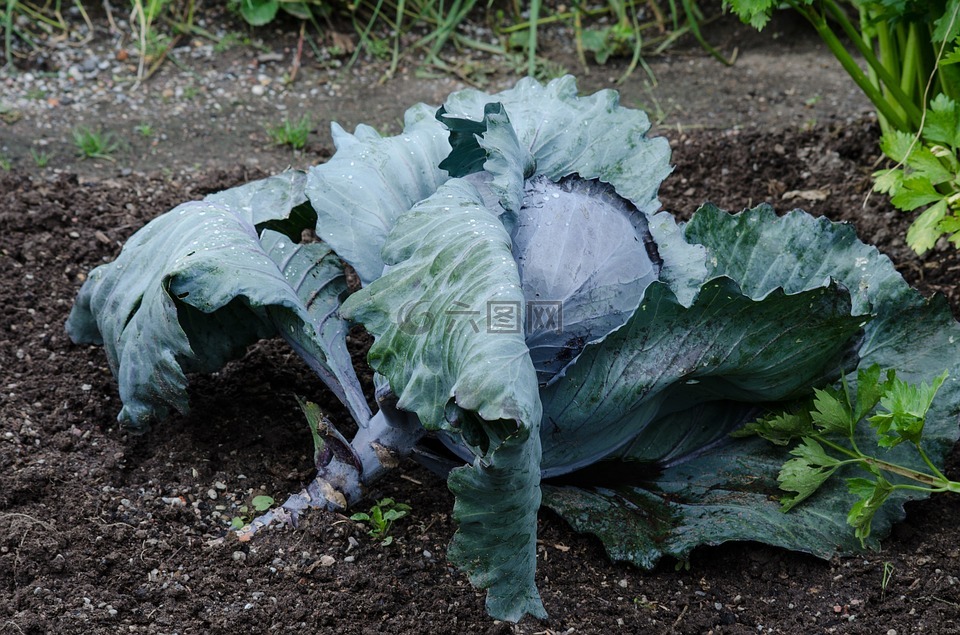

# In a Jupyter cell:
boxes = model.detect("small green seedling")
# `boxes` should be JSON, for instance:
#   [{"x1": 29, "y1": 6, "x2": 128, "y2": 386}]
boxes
[
  {"x1": 0, "y1": 153, "x2": 11, "y2": 170},
  {"x1": 266, "y1": 116, "x2": 311, "y2": 151},
  {"x1": 135, "y1": 123, "x2": 154, "y2": 137},
  {"x1": 350, "y1": 497, "x2": 411, "y2": 546},
  {"x1": 881, "y1": 561, "x2": 895, "y2": 599},
  {"x1": 737, "y1": 364, "x2": 954, "y2": 546},
  {"x1": 73, "y1": 126, "x2": 119, "y2": 161},
  {"x1": 30, "y1": 149, "x2": 51, "y2": 167},
  {"x1": 229, "y1": 495, "x2": 275, "y2": 530}
]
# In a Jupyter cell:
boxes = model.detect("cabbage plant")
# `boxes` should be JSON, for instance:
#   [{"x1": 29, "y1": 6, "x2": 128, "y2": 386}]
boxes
[{"x1": 66, "y1": 76, "x2": 960, "y2": 621}]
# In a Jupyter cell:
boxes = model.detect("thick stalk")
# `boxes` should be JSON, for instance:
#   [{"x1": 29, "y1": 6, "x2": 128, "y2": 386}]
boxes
[
  {"x1": 899, "y1": 23, "x2": 920, "y2": 107},
  {"x1": 237, "y1": 400, "x2": 425, "y2": 541},
  {"x1": 527, "y1": 0, "x2": 540, "y2": 77},
  {"x1": 823, "y1": 0, "x2": 923, "y2": 129},
  {"x1": 795, "y1": 1, "x2": 910, "y2": 132}
]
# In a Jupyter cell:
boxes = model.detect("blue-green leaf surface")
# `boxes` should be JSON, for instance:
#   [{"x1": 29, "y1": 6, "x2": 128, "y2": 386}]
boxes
[
  {"x1": 341, "y1": 179, "x2": 545, "y2": 621},
  {"x1": 542, "y1": 205, "x2": 960, "y2": 568},
  {"x1": 305, "y1": 104, "x2": 450, "y2": 285},
  {"x1": 439, "y1": 75, "x2": 671, "y2": 215},
  {"x1": 66, "y1": 177, "x2": 369, "y2": 427},
  {"x1": 538, "y1": 277, "x2": 863, "y2": 474},
  {"x1": 260, "y1": 231, "x2": 372, "y2": 427}
]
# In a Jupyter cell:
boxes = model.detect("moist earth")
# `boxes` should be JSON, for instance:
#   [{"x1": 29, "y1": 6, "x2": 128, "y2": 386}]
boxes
[{"x1": 2, "y1": 10, "x2": 960, "y2": 635}]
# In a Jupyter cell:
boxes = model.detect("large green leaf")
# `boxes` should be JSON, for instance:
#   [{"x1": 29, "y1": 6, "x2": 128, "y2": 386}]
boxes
[
  {"x1": 305, "y1": 105, "x2": 450, "y2": 285},
  {"x1": 205, "y1": 170, "x2": 317, "y2": 242},
  {"x1": 684, "y1": 204, "x2": 916, "y2": 313},
  {"x1": 439, "y1": 75, "x2": 671, "y2": 216},
  {"x1": 542, "y1": 435, "x2": 867, "y2": 568},
  {"x1": 67, "y1": 175, "x2": 369, "y2": 428},
  {"x1": 260, "y1": 231, "x2": 372, "y2": 427},
  {"x1": 685, "y1": 205, "x2": 960, "y2": 469},
  {"x1": 538, "y1": 277, "x2": 864, "y2": 473},
  {"x1": 341, "y1": 179, "x2": 545, "y2": 621},
  {"x1": 542, "y1": 205, "x2": 960, "y2": 568}
]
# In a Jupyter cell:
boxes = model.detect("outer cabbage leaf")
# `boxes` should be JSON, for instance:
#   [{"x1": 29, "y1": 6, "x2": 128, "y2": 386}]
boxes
[
  {"x1": 543, "y1": 434, "x2": 865, "y2": 568},
  {"x1": 538, "y1": 277, "x2": 864, "y2": 474},
  {"x1": 341, "y1": 179, "x2": 545, "y2": 621},
  {"x1": 438, "y1": 102, "x2": 535, "y2": 217},
  {"x1": 304, "y1": 104, "x2": 451, "y2": 285},
  {"x1": 66, "y1": 176, "x2": 369, "y2": 428},
  {"x1": 685, "y1": 204, "x2": 917, "y2": 315},
  {"x1": 260, "y1": 231, "x2": 372, "y2": 427},
  {"x1": 542, "y1": 205, "x2": 960, "y2": 568},
  {"x1": 439, "y1": 75, "x2": 670, "y2": 215},
  {"x1": 205, "y1": 170, "x2": 317, "y2": 243}
]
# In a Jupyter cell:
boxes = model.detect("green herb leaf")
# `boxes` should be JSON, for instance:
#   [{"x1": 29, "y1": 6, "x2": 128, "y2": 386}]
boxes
[
  {"x1": 905, "y1": 200, "x2": 950, "y2": 254},
  {"x1": 890, "y1": 176, "x2": 943, "y2": 211},
  {"x1": 251, "y1": 495, "x2": 274, "y2": 512},
  {"x1": 868, "y1": 371, "x2": 948, "y2": 446},
  {"x1": 778, "y1": 437, "x2": 843, "y2": 511},
  {"x1": 811, "y1": 387, "x2": 853, "y2": 436},
  {"x1": 872, "y1": 167, "x2": 903, "y2": 196},
  {"x1": 724, "y1": 0, "x2": 779, "y2": 29},
  {"x1": 846, "y1": 476, "x2": 894, "y2": 547},
  {"x1": 853, "y1": 364, "x2": 895, "y2": 422},
  {"x1": 731, "y1": 409, "x2": 815, "y2": 445},
  {"x1": 238, "y1": 0, "x2": 278, "y2": 26}
]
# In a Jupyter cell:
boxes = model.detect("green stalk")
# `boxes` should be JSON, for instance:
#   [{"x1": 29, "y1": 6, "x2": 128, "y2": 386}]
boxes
[
  {"x1": 816, "y1": 434, "x2": 953, "y2": 489},
  {"x1": 917, "y1": 444, "x2": 950, "y2": 483},
  {"x1": 617, "y1": 1, "x2": 646, "y2": 83},
  {"x1": 4, "y1": 0, "x2": 13, "y2": 66},
  {"x1": 938, "y1": 61, "x2": 960, "y2": 100},
  {"x1": 899, "y1": 23, "x2": 920, "y2": 106},
  {"x1": 860, "y1": 455, "x2": 945, "y2": 488},
  {"x1": 527, "y1": 0, "x2": 540, "y2": 77},
  {"x1": 823, "y1": 0, "x2": 923, "y2": 129},
  {"x1": 680, "y1": 0, "x2": 734, "y2": 65},
  {"x1": 347, "y1": 0, "x2": 386, "y2": 69},
  {"x1": 421, "y1": 0, "x2": 477, "y2": 60},
  {"x1": 792, "y1": 0, "x2": 910, "y2": 132},
  {"x1": 387, "y1": 0, "x2": 405, "y2": 79}
]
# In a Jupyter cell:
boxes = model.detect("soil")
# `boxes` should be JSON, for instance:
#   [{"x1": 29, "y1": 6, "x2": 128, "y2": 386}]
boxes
[{"x1": 2, "y1": 8, "x2": 960, "y2": 635}]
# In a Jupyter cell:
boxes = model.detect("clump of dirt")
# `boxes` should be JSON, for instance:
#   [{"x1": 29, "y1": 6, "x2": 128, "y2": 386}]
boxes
[{"x1": 3, "y1": 118, "x2": 960, "y2": 635}]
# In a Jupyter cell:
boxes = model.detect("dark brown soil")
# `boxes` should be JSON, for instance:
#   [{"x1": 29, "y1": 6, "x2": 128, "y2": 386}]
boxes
[{"x1": 3, "y1": 117, "x2": 960, "y2": 635}]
